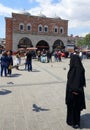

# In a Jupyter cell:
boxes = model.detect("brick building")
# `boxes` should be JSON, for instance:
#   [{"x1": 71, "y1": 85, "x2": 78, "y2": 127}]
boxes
[{"x1": 5, "y1": 11, "x2": 68, "y2": 51}]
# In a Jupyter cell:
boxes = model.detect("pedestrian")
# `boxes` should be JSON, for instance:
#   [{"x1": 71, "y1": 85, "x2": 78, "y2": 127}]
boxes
[
  {"x1": 7, "y1": 50, "x2": 13, "y2": 76},
  {"x1": 14, "y1": 53, "x2": 21, "y2": 70},
  {"x1": 47, "y1": 50, "x2": 51, "y2": 63},
  {"x1": 65, "y1": 54, "x2": 86, "y2": 129},
  {"x1": 24, "y1": 52, "x2": 28, "y2": 70},
  {"x1": 26, "y1": 50, "x2": 32, "y2": 71},
  {"x1": 0, "y1": 51, "x2": 8, "y2": 77}
]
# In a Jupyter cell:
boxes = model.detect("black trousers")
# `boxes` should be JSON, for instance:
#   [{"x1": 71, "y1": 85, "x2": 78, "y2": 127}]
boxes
[{"x1": 8, "y1": 69, "x2": 12, "y2": 75}]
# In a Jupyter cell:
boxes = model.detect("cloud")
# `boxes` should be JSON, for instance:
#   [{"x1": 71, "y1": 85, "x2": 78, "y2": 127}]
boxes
[
  {"x1": 29, "y1": 0, "x2": 90, "y2": 36},
  {"x1": 0, "y1": 0, "x2": 90, "y2": 21},
  {"x1": 0, "y1": 3, "x2": 18, "y2": 16},
  {"x1": 0, "y1": 0, "x2": 90, "y2": 36},
  {"x1": 69, "y1": 20, "x2": 90, "y2": 28}
]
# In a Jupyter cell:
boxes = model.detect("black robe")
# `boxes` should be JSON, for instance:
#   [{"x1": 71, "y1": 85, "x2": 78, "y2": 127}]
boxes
[{"x1": 65, "y1": 54, "x2": 86, "y2": 126}]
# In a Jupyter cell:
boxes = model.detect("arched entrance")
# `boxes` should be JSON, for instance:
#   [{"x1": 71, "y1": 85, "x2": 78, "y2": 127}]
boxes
[
  {"x1": 18, "y1": 37, "x2": 33, "y2": 48},
  {"x1": 53, "y1": 39, "x2": 65, "y2": 51},
  {"x1": 36, "y1": 40, "x2": 49, "y2": 51}
]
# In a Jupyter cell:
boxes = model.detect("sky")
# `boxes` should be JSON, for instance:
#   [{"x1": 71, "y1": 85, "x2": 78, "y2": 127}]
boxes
[{"x1": 0, "y1": 0, "x2": 90, "y2": 38}]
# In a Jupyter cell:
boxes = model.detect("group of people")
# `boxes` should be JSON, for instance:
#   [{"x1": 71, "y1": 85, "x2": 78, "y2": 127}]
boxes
[
  {"x1": 37, "y1": 49, "x2": 68, "y2": 63},
  {"x1": 0, "y1": 50, "x2": 13, "y2": 77},
  {"x1": 53, "y1": 50, "x2": 65, "y2": 62},
  {"x1": 0, "y1": 49, "x2": 33, "y2": 77},
  {"x1": 37, "y1": 49, "x2": 52, "y2": 63}
]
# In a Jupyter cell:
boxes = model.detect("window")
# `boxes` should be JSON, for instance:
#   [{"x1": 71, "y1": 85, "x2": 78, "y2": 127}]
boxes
[
  {"x1": 54, "y1": 26, "x2": 58, "y2": 33},
  {"x1": 44, "y1": 25, "x2": 48, "y2": 32},
  {"x1": 27, "y1": 24, "x2": 31, "y2": 31},
  {"x1": 60, "y1": 27, "x2": 64, "y2": 34},
  {"x1": 38, "y1": 24, "x2": 43, "y2": 32},
  {"x1": 19, "y1": 23, "x2": 24, "y2": 31}
]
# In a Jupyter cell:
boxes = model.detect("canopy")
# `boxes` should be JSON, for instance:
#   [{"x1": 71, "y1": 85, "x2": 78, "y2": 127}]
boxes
[
  {"x1": 26, "y1": 47, "x2": 37, "y2": 50},
  {"x1": 82, "y1": 49, "x2": 90, "y2": 52},
  {"x1": 18, "y1": 48, "x2": 25, "y2": 51}
]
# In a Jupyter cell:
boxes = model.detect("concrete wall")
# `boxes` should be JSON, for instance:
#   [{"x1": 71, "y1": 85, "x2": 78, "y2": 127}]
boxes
[{"x1": 12, "y1": 33, "x2": 68, "y2": 51}]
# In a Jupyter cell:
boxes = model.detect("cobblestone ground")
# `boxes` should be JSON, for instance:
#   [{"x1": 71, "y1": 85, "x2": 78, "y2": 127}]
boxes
[{"x1": 0, "y1": 58, "x2": 90, "y2": 130}]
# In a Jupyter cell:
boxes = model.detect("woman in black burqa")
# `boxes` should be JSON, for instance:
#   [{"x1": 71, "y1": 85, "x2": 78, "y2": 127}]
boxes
[{"x1": 65, "y1": 54, "x2": 86, "y2": 128}]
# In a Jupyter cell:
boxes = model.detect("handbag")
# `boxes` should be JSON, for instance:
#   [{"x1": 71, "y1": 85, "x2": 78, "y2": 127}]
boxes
[{"x1": 8, "y1": 64, "x2": 12, "y2": 69}]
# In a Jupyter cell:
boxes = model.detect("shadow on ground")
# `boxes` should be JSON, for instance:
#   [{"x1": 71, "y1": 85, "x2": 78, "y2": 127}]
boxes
[
  {"x1": 32, "y1": 69, "x2": 40, "y2": 72},
  {"x1": 80, "y1": 113, "x2": 90, "y2": 129},
  {"x1": 10, "y1": 73, "x2": 22, "y2": 77},
  {"x1": 18, "y1": 68, "x2": 40, "y2": 72},
  {"x1": 0, "y1": 89, "x2": 12, "y2": 95},
  {"x1": 32, "y1": 104, "x2": 50, "y2": 112}
]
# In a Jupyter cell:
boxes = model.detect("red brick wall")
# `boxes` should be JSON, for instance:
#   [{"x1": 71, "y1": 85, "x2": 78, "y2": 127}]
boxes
[
  {"x1": 12, "y1": 13, "x2": 68, "y2": 36},
  {"x1": 5, "y1": 18, "x2": 13, "y2": 51}
]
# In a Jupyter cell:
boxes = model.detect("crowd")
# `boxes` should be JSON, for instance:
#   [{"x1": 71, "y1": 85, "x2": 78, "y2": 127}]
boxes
[
  {"x1": 0, "y1": 49, "x2": 33, "y2": 77},
  {"x1": 37, "y1": 49, "x2": 68, "y2": 63},
  {"x1": 0, "y1": 49, "x2": 87, "y2": 77},
  {"x1": 0, "y1": 49, "x2": 69, "y2": 77}
]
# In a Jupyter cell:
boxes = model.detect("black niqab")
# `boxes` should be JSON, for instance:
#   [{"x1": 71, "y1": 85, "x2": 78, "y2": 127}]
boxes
[{"x1": 67, "y1": 54, "x2": 86, "y2": 91}]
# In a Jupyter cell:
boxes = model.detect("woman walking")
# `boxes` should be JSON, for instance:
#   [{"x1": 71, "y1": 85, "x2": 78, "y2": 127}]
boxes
[
  {"x1": 0, "y1": 51, "x2": 8, "y2": 77},
  {"x1": 65, "y1": 54, "x2": 86, "y2": 129}
]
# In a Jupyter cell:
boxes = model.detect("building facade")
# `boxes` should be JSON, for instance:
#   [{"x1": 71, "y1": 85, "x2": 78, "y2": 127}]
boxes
[{"x1": 5, "y1": 11, "x2": 68, "y2": 52}]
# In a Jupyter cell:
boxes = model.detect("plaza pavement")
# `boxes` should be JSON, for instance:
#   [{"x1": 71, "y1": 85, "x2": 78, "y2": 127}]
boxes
[{"x1": 0, "y1": 57, "x2": 90, "y2": 130}]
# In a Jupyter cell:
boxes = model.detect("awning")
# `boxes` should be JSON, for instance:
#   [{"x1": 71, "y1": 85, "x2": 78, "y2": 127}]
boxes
[
  {"x1": 82, "y1": 49, "x2": 90, "y2": 52},
  {"x1": 26, "y1": 47, "x2": 37, "y2": 50},
  {"x1": 18, "y1": 48, "x2": 25, "y2": 51},
  {"x1": 37, "y1": 46, "x2": 49, "y2": 48}
]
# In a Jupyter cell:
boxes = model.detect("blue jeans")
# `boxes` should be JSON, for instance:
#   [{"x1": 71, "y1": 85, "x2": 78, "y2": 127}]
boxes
[
  {"x1": 27, "y1": 61, "x2": 32, "y2": 71},
  {"x1": 1, "y1": 65, "x2": 7, "y2": 76}
]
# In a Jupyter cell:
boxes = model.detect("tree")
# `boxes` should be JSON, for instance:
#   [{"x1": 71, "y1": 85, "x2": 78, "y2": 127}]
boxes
[
  {"x1": 84, "y1": 33, "x2": 90, "y2": 45},
  {"x1": 77, "y1": 38, "x2": 85, "y2": 46},
  {"x1": 77, "y1": 33, "x2": 90, "y2": 47}
]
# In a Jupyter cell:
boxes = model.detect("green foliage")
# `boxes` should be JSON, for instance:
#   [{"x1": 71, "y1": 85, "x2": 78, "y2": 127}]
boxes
[
  {"x1": 77, "y1": 33, "x2": 90, "y2": 47},
  {"x1": 77, "y1": 39, "x2": 85, "y2": 46},
  {"x1": 84, "y1": 33, "x2": 90, "y2": 45}
]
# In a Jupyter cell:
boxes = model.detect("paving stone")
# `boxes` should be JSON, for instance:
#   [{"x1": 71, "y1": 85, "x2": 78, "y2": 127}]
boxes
[{"x1": 0, "y1": 58, "x2": 90, "y2": 130}]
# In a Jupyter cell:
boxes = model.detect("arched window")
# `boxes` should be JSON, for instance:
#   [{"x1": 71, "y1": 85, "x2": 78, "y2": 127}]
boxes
[
  {"x1": 53, "y1": 39, "x2": 64, "y2": 50},
  {"x1": 44, "y1": 25, "x2": 48, "y2": 32},
  {"x1": 18, "y1": 37, "x2": 33, "y2": 48},
  {"x1": 38, "y1": 24, "x2": 43, "y2": 32},
  {"x1": 36, "y1": 40, "x2": 49, "y2": 51},
  {"x1": 54, "y1": 26, "x2": 58, "y2": 33},
  {"x1": 19, "y1": 23, "x2": 24, "y2": 31},
  {"x1": 26, "y1": 23, "x2": 31, "y2": 31},
  {"x1": 60, "y1": 27, "x2": 64, "y2": 34}
]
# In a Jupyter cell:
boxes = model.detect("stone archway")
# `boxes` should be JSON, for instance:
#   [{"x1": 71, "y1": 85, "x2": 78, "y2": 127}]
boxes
[
  {"x1": 36, "y1": 40, "x2": 49, "y2": 51},
  {"x1": 53, "y1": 39, "x2": 65, "y2": 51},
  {"x1": 18, "y1": 37, "x2": 33, "y2": 48}
]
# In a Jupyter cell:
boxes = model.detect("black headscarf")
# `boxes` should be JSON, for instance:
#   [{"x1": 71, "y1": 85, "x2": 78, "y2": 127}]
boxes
[{"x1": 67, "y1": 54, "x2": 86, "y2": 91}]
